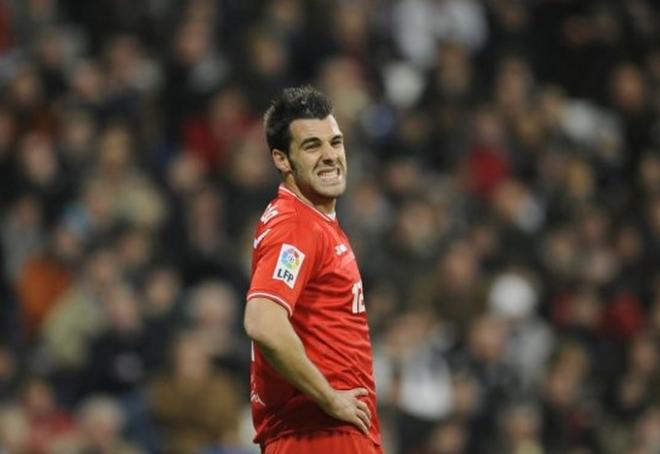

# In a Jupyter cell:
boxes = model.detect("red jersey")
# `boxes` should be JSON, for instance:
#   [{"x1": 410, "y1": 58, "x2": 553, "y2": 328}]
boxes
[{"x1": 247, "y1": 185, "x2": 381, "y2": 449}]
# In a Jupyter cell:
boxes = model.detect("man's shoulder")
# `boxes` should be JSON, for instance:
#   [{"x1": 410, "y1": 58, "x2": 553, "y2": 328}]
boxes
[
  {"x1": 253, "y1": 197, "x2": 328, "y2": 258},
  {"x1": 258, "y1": 194, "x2": 321, "y2": 230},
  {"x1": 259, "y1": 196, "x2": 297, "y2": 227}
]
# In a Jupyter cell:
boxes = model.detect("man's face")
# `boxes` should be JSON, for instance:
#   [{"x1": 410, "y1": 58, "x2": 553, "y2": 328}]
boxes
[{"x1": 285, "y1": 115, "x2": 347, "y2": 203}]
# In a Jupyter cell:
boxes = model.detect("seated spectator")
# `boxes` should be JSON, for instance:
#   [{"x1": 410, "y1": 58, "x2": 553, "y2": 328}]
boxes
[
  {"x1": 53, "y1": 395, "x2": 144, "y2": 454},
  {"x1": 39, "y1": 247, "x2": 119, "y2": 373},
  {"x1": 16, "y1": 222, "x2": 80, "y2": 341},
  {"x1": 20, "y1": 376, "x2": 76, "y2": 453},
  {"x1": 141, "y1": 264, "x2": 185, "y2": 372},
  {"x1": 148, "y1": 331, "x2": 241, "y2": 454},
  {"x1": 0, "y1": 343, "x2": 20, "y2": 401},
  {"x1": 0, "y1": 404, "x2": 30, "y2": 453},
  {"x1": 84, "y1": 282, "x2": 148, "y2": 397},
  {"x1": 185, "y1": 280, "x2": 249, "y2": 377}
]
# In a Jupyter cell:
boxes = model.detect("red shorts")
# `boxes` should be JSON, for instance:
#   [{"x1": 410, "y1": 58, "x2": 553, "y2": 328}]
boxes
[{"x1": 263, "y1": 431, "x2": 383, "y2": 454}]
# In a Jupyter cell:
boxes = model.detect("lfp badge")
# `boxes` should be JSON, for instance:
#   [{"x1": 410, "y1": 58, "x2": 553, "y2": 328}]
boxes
[{"x1": 273, "y1": 243, "x2": 305, "y2": 289}]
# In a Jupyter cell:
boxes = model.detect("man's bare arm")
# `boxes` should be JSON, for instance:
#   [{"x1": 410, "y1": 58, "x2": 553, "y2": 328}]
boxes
[{"x1": 244, "y1": 297, "x2": 371, "y2": 433}]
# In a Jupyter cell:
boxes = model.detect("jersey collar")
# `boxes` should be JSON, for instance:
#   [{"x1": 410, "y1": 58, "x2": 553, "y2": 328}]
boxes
[{"x1": 278, "y1": 185, "x2": 337, "y2": 223}]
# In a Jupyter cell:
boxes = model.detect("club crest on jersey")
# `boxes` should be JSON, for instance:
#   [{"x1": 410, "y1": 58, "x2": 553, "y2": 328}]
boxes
[{"x1": 273, "y1": 243, "x2": 305, "y2": 289}]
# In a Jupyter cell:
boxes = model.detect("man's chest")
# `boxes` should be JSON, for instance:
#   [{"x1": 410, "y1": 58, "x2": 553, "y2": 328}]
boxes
[{"x1": 301, "y1": 226, "x2": 365, "y2": 315}]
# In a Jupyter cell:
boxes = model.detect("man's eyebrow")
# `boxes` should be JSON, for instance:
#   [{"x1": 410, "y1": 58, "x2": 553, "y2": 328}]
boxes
[
  {"x1": 300, "y1": 137, "x2": 321, "y2": 147},
  {"x1": 299, "y1": 134, "x2": 343, "y2": 148}
]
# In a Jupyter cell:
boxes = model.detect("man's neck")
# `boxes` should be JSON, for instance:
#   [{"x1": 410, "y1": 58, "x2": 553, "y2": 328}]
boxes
[{"x1": 282, "y1": 179, "x2": 336, "y2": 215}]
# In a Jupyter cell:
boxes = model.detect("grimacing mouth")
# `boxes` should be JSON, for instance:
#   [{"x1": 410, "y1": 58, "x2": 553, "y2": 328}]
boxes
[
  {"x1": 316, "y1": 167, "x2": 341, "y2": 177},
  {"x1": 315, "y1": 160, "x2": 345, "y2": 177}
]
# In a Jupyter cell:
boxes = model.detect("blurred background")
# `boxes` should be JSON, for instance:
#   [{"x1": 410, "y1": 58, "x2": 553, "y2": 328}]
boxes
[{"x1": 0, "y1": 0, "x2": 660, "y2": 452}]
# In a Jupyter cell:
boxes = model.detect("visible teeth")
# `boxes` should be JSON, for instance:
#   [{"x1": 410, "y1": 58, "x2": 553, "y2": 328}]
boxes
[{"x1": 318, "y1": 169, "x2": 340, "y2": 182}]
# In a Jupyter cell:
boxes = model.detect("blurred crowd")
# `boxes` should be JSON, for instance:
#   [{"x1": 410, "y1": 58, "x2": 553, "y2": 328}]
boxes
[{"x1": 1, "y1": 0, "x2": 660, "y2": 453}]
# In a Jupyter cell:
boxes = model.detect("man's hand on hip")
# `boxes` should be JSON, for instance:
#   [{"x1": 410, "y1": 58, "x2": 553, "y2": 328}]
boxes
[{"x1": 320, "y1": 387, "x2": 372, "y2": 434}]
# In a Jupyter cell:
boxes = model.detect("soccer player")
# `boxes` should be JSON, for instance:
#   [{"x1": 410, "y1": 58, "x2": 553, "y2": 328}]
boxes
[{"x1": 244, "y1": 86, "x2": 383, "y2": 454}]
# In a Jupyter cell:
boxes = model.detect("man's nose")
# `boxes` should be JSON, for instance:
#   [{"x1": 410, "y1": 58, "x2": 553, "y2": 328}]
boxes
[{"x1": 320, "y1": 142, "x2": 338, "y2": 161}]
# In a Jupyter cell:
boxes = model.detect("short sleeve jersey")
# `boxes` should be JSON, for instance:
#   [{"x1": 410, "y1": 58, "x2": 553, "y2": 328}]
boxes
[{"x1": 247, "y1": 185, "x2": 381, "y2": 448}]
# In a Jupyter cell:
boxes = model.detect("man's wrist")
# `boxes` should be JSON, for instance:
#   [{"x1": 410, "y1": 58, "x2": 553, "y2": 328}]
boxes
[{"x1": 316, "y1": 386, "x2": 338, "y2": 411}]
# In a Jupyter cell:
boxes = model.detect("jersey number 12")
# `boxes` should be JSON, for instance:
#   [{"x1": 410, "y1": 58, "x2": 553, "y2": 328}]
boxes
[{"x1": 352, "y1": 281, "x2": 365, "y2": 314}]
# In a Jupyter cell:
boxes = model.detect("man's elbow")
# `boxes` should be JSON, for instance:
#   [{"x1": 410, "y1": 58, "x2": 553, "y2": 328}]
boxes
[
  {"x1": 244, "y1": 302, "x2": 274, "y2": 345},
  {"x1": 243, "y1": 312, "x2": 264, "y2": 343}
]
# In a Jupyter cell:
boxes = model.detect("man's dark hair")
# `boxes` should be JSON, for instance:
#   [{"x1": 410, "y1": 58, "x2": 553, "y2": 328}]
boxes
[{"x1": 264, "y1": 86, "x2": 333, "y2": 155}]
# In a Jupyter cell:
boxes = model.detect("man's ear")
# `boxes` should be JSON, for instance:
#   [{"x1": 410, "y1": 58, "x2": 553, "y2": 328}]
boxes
[{"x1": 272, "y1": 149, "x2": 291, "y2": 174}]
